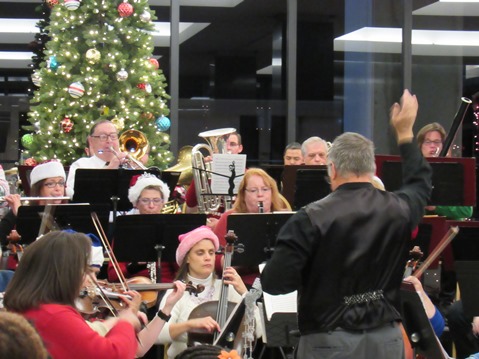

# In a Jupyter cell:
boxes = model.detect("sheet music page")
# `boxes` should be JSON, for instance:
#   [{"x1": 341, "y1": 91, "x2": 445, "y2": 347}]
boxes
[
  {"x1": 210, "y1": 154, "x2": 246, "y2": 195},
  {"x1": 259, "y1": 261, "x2": 297, "y2": 321}
]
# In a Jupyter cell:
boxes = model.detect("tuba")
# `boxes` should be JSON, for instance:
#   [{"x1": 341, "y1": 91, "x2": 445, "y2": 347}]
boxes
[
  {"x1": 164, "y1": 145, "x2": 193, "y2": 187},
  {"x1": 118, "y1": 129, "x2": 149, "y2": 169},
  {"x1": 192, "y1": 128, "x2": 236, "y2": 214}
]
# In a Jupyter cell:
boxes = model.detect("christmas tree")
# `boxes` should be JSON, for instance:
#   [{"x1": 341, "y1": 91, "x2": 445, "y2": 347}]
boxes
[{"x1": 23, "y1": 0, "x2": 172, "y2": 168}]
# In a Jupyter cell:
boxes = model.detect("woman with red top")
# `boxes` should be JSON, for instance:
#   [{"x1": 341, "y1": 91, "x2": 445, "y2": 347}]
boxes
[
  {"x1": 3, "y1": 230, "x2": 142, "y2": 359},
  {"x1": 108, "y1": 173, "x2": 179, "y2": 283},
  {"x1": 214, "y1": 168, "x2": 290, "y2": 286}
]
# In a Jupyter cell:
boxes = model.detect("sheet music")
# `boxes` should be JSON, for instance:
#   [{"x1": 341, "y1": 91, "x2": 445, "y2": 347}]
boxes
[
  {"x1": 211, "y1": 154, "x2": 246, "y2": 195},
  {"x1": 262, "y1": 291, "x2": 298, "y2": 321},
  {"x1": 259, "y1": 261, "x2": 297, "y2": 321}
]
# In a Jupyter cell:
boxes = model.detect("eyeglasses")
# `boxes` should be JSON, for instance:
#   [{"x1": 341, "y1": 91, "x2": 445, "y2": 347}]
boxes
[
  {"x1": 245, "y1": 187, "x2": 271, "y2": 195},
  {"x1": 90, "y1": 133, "x2": 119, "y2": 142},
  {"x1": 227, "y1": 142, "x2": 239, "y2": 147},
  {"x1": 138, "y1": 198, "x2": 164, "y2": 205},
  {"x1": 44, "y1": 181, "x2": 66, "y2": 188},
  {"x1": 423, "y1": 140, "x2": 442, "y2": 146}
]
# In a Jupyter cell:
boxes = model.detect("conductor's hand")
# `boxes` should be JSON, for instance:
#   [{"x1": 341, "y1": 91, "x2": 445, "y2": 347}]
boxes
[
  {"x1": 390, "y1": 89, "x2": 418, "y2": 144},
  {"x1": 188, "y1": 316, "x2": 221, "y2": 333},
  {"x1": 223, "y1": 267, "x2": 247, "y2": 295}
]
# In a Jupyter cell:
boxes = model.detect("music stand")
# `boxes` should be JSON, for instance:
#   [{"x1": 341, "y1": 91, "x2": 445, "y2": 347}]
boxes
[
  {"x1": 16, "y1": 203, "x2": 110, "y2": 244},
  {"x1": 112, "y1": 213, "x2": 206, "y2": 267},
  {"x1": 455, "y1": 261, "x2": 479, "y2": 318},
  {"x1": 72, "y1": 168, "x2": 175, "y2": 211},
  {"x1": 281, "y1": 165, "x2": 330, "y2": 210},
  {"x1": 226, "y1": 212, "x2": 295, "y2": 267},
  {"x1": 400, "y1": 282, "x2": 450, "y2": 359},
  {"x1": 375, "y1": 155, "x2": 476, "y2": 206}
]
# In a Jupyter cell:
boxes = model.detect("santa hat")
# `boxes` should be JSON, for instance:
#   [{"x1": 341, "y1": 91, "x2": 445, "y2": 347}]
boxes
[
  {"x1": 128, "y1": 173, "x2": 170, "y2": 205},
  {"x1": 30, "y1": 161, "x2": 66, "y2": 186},
  {"x1": 176, "y1": 225, "x2": 219, "y2": 266},
  {"x1": 62, "y1": 229, "x2": 104, "y2": 267}
]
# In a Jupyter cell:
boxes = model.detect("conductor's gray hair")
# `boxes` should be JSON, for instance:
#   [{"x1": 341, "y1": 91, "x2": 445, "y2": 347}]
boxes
[{"x1": 328, "y1": 132, "x2": 376, "y2": 178}]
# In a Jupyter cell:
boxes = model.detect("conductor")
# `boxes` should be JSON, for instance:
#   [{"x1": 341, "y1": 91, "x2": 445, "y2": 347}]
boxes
[{"x1": 261, "y1": 90, "x2": 432, "y2": 359}]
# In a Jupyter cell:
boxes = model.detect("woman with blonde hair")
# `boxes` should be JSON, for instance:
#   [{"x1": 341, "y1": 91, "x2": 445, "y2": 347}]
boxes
[{"x1": 214, "y1": 168, "x2": 290, "y2": 285}]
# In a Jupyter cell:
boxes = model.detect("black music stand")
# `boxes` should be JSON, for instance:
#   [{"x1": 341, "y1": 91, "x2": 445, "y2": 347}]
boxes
[
  {"x1": 72, "y1": 168, "x2": 178, "y2": 211},
  {"x1": 400, "y1": 282, "x2": 450, "y2": 359},
  {"x1": 226, "y1": 212, "x2": 295, "y2": 267},
  {"x1": 112, "y1": 214, "x2": 206, "y2": 280},
  {"x1": 376, "y1": 155, "x2": 476, "y2": 206},
  {"x1": 16, "y1": 203, "x2": 110, "y2": 244},
  {"x1": 281, "y1": 165, "x2": 330, "y2": 210},
  {"x1": 454, "y1": 261, "x2": 479, "y2": 318}
]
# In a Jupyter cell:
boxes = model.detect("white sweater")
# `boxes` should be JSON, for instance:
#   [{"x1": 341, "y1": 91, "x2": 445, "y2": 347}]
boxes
[{"x1": 156, "y1": 273, "x2": 262, "y2": 359}]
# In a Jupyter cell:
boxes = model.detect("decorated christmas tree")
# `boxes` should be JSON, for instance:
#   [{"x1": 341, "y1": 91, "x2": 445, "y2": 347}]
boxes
[{"x1": 23, "y1": 0, "x2": 172, "y2": 168}]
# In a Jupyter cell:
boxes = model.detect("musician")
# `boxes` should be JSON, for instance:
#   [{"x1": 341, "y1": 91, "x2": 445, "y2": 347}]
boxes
[
  {"x1": 301, "y1": 136, "x2": 328, "y2": 165},
  {"x1": 155, "y1": 225, "x2": 260, "y2": 359},
  {"x1": 214, "y1": 168, "x2": 290, "y2": 286},
  {"x1": 283, "y1": 142, "x2": 303, "y2": 165},
  {"x1": 261, "y1": 90, "x2": 432, "y2": 359},
  {"x1": 0, "y1": 161, "x2": 66, "y2": 250},
  {"x1": 417, "y1": 122, "x2": 473, "y2": 220},
  {"x1": 107, "y1": 173, "x2": 178, "y2": 283},
  {"x1": 185, "y1": 131, "x2": 243, "y2": 215},
  {"x1": 3, "y1": 230, "x2": 142, "y2": 359},
  {"x1": 66, "y1": 120, "x2": 128, "y2": 197}
]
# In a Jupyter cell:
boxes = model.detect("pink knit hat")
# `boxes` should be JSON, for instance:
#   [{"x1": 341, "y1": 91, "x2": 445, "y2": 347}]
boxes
[{"x1": 176, "y1": 225, "x2": 219, "y2": 265}]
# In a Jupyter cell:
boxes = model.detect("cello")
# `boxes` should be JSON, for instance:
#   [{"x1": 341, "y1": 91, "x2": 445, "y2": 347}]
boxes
[{"x1": 187, "y1": 230, "x2": 245, "y2": 349}]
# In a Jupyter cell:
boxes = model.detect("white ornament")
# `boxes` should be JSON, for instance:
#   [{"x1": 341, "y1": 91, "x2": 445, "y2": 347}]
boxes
[
  {"x1": 64, "y1": 0, "x2": 80, "y2": 10},
  {"x1": 68, "y1": 82, "x2": 85, "y2": 98},
  {"x1": 116, "y1": 69, "x2": 128, "y2": 81},
  {"x1": 140, "y1": 11, "x2": 151, "y2": 22}
]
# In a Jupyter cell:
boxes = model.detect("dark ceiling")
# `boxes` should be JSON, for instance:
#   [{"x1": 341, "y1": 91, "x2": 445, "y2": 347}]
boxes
[{"x1": 0, "y1": 0, "x2": 345, "y2": 97}]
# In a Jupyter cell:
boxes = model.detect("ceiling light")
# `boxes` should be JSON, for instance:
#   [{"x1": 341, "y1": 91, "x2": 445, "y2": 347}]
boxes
[{"x1": 334, "y1": 27, "x2": 479, "y2": 56}]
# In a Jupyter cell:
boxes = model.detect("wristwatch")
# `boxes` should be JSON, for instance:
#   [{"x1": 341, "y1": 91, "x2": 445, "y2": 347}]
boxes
[{"x1": 157, "y1": 310, "x2": 171, "y2": 322}]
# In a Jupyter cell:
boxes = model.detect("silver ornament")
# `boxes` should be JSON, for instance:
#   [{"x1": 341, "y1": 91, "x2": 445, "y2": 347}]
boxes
[
  {"x1": 140, "y1": 11, "x2": 151, "y2": 22},
  {"x1": 116, "y1": 69, "x2": 128, "y2": 81}
]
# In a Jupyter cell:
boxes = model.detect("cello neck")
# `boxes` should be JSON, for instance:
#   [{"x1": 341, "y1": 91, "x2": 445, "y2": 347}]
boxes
[{"x1": 214, "y1": 230, "x2": 237, "y2": 341}]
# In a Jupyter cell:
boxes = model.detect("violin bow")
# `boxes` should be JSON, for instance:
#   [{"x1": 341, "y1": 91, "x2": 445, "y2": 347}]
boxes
[
  {"x1": 413, "y1": 226, "x2": 459, "y2": 279},
  {"x1": 90, "y1": 211, "x2": 129, "y2": 292}
]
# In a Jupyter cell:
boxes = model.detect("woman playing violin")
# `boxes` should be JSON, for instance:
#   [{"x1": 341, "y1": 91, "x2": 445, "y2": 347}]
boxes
[
  {"x1": 0, "y1": 161, "x2": 68, "y2": 269},
  {"x1": 107, "y1": 173, "x2": 179, "y2": 283},
  {"x1": 155, "y1": 226, "x2": 260, "y2": 359},
  {"x1": 3, "y1": 230, "x2": 185, "y2": 359}
]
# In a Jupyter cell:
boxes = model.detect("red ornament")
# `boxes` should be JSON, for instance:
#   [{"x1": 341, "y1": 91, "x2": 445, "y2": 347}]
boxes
[
  {"x1": 137, "y1": 83, "x2": 146, "y2": 90},
  {"x1": 149, "y1": 58, "x2": 159, "y2": 70},
  {"x1": 24, "y1": 158, "x2": 38, "y2": 166},
  {"x1": 61, "y1": 117, "x2": 74, "y2": 133},
  {"x1": 118, "y1": 2, "x2": 134, "y2": 17},
  {"x1": 45, "y1": 0, "x2": 59, "y2": 8}
]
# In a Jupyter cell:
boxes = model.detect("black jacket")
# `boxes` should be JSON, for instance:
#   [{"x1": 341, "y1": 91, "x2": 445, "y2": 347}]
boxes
[{"x1": 261, "y1": 141, "x2": 432, "y2": 334}]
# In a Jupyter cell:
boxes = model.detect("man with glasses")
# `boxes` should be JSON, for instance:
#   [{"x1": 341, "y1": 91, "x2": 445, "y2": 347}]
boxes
[
  {"x1": 66, "y1": 120, "x2": 128, "y2": 197},
  {"x1": 262, "y1": 90, "x2": 432, "y2": 359},
  {"x1": 185, "y1": 131, "x2": 243, "y2": 217}
]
